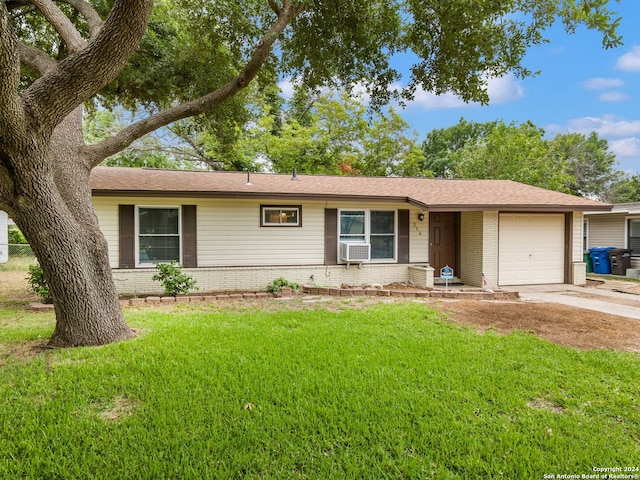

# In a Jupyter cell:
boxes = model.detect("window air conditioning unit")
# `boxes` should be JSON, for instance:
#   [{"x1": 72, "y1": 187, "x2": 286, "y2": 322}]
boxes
[{"x1": 339, "y1": 242, "x2": 371, "y2": 262}]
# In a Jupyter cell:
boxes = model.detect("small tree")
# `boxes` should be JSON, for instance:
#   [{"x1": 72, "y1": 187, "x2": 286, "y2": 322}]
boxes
[{"x1": 152, "y1": 262, "x2": 198, "y2": 297}]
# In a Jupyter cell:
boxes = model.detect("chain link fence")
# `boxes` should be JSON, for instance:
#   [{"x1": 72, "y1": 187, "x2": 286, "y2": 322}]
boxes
[{"x1": 8, "y1": 244, "x2": 34, "y2": 258}]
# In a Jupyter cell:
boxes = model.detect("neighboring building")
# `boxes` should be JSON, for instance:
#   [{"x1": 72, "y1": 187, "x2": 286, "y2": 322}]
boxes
[
  {"x1": 0, "y1": 210, "x2": 7, "y2": 264},
  {"x1": 89, "y1": 167, "x2": 611, "y2": 295},
  {"x1": 584, "y1": 202, "x2": 640, "y2": 270}
]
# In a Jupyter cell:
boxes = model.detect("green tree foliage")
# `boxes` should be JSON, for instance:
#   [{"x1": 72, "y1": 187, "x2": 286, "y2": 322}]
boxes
[
  {"x1": 245, "y1": 88, "x2": 425, "y2": 176},
  {"x1": 453, "y1": 121, "x2": 572, "y2": 192},
  {"x1": 547, "y1": 132, "x2": 617, "y2": 198},
  {"x1": 84, "y1": 110, "x2": 186, "y2": 169},
  {"x1": 421, "y1": 118, "x2": 636, "y2": 201},
  {"x1": 604, "y1": 174, "x2": 640, "y2": 203},
  {"x1": 421, "y1": 118, "x2": 499, "y2": 177}
]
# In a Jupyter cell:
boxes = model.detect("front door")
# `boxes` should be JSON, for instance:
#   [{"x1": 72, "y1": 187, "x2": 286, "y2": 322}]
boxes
[{"x1": 429, "y1": 212, "x2": 458, "y2": 275}]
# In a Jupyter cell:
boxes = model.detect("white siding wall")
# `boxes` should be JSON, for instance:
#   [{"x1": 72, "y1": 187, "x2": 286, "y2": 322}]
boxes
[
  {"x1": 586, "y1": 213, "x2": 626, "y2": 249},
  {"x1": 409, "y1": 210, "x2": 429, "y2": 263},
  {"x1": 198, "y1": 199, "x2": 325, "y2": 266},
  {"x1": 92, "y1": 196, "x2": 428, "y2": 292},
  {"x1": 93, "y1": 197, "x2": 120, "y2": 267}
]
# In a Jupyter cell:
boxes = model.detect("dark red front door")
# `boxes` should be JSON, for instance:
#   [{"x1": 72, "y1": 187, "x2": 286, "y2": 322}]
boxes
[{"x1": 429, "y1": 212, "x2": 458, "y2": 275}]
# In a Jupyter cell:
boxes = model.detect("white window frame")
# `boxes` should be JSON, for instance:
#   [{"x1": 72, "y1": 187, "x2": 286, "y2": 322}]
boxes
[
  {"x1": 136, "y1": 206, "x2": 182, "y2": 267},
  {"x1": 261, "y1": 205, "x2": 302, "y2": 227},
  {"x1": 338, "y1": 209, "x2": 397, "y2": 262}
]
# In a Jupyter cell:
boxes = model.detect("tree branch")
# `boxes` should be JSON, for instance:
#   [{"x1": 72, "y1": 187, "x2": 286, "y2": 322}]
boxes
[
  {"x1": 83, "y1": 1, "x2": 306, "y2": 166},
  {"x1": 32, "y1": 0, "x2": 86, "y2": 52},
  {"x1": 58, "y1": 0, "x2": 104, "y2": 39},
  {"x1": 18, "y1": 41, "x2": 58, "y2": 75},
  {"x1": 267, "y1": 0, "x2": 281, "y2": 15},
  {"x1": 0, "y1": 4, "x2": 27, "y2": 140},
  {"x1": 22, "y1": 0, "x2": 153, "y2": 134},
  {"x1": 7, "y1": 0, "x2": 103, "y2": 38},
  {"x1": 5, "y1": 1, "x2": 31, "y2": 11}
]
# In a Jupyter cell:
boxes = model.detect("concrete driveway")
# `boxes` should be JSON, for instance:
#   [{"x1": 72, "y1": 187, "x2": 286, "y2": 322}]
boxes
[{"x1": 505, "y1": 282, "x2": 640, "y2": 320}]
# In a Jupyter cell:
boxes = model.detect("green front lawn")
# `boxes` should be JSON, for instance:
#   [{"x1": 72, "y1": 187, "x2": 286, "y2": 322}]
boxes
[{"x1": 1, "y1": 300, "x2": 638, "y2": 478}]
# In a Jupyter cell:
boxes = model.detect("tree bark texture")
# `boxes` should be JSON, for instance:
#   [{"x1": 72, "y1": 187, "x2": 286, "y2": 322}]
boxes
[
  {"x1": 6, "y1": 112, "x2": 135, "y2": 347},
  {"x1": 0, "y1": 1, "x2": 153, "y2": 347}
]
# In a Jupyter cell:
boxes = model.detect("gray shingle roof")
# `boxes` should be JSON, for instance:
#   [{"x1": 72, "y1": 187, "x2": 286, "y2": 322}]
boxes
[{"x1": 90, "y1": 166, "x2": 612, "y2": 212}]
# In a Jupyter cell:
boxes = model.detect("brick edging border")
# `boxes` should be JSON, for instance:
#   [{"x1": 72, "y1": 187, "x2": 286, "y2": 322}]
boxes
[
  {"x1": 302, "y1": 286, "x2": 519, "y2": 301},
  {"x1": 29, "y1": 286, "x2": 519, "y2": 312}
]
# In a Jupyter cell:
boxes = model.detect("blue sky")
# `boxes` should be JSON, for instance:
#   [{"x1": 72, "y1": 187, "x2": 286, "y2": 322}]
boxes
[{"x1": 397, "y1": 1, "x2": 640, "y2": 174}]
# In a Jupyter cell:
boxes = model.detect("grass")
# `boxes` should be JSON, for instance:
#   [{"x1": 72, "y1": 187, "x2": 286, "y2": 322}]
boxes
[
  {"x1": 0, "y1": 255, "x2": 35, "y2": 272},
  {"x1": 0, "y1": 300, "x2": 639, "y2": 479}
]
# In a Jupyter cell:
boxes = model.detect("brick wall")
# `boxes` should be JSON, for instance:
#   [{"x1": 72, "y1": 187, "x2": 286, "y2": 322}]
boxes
[{"x1": 112, "y1": 264, "x2": 418, "y2": 295}]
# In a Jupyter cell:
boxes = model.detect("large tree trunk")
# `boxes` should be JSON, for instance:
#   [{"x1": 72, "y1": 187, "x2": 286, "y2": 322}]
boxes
[{"x1": 9, "y1": 110, "x2": 134, "y2": 348}]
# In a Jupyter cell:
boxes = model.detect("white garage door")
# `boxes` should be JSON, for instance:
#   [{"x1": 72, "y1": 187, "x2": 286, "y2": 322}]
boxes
[{"x1": 499, "y1": 214, "x2": 565, "y2": 286}]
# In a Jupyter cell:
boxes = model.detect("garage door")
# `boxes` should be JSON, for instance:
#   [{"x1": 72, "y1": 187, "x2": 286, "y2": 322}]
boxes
[{"x1": 499, "y1": 214, "x2": 565, "y2": 286}]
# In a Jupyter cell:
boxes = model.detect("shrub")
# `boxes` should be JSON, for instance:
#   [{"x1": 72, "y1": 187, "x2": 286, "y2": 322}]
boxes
[
  {"x1": 27, "y1": 263, "x2": 52, "y2": 304},
  {"x1": 8, "y1": 225, "x2": 28, "y2": 245},
  {"x1": 267, "y1": 277, "x2": 301, "y2": 294},
  {"x1": 152, "y1": 261, "x2": 198, "y2": 297}
]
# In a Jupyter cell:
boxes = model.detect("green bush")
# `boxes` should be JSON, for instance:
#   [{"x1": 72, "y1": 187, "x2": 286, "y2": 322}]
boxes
[
  {"x1": 8, "y1": 225, "x2": 27, "y2": 245},
  {"x1": 267, "y1": 277, "x2": 301, "y2": 294},
  {"x1": 27, "y1": 262, "x2": 52, "y2": 304},
  {"x1": 152, "y1": 261, "x2": 198, "y2": 297}
]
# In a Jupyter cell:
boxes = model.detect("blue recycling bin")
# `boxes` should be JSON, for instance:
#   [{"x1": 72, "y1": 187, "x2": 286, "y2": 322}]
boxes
[{"x1": 589, "y1": 247, "x2": 615, "y2": 274}]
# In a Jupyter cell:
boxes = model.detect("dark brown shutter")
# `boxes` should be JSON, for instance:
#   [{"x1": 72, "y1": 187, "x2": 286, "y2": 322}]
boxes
[
  {"x1": 324, "y1": 208, "x2": 338, "y2": 265},
  {"x1": 398, "y1": 209, "x2": 410, "y2": 264},
  {"x1": 119, "y1": 205, "x2": 135, "y2": 269},
  {"x1": 182, "y1": 205, "x2": 197, "y2": 268}
]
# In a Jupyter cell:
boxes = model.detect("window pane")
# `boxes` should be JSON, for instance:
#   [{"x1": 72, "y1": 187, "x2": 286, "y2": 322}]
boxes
[
  {"x1": 139, "y1": 236, "x2": 180, "y2": 263},
  {"x1": 340, "y1": 211, "x2": 365, "y2": 236},
  {"x1": 139, "y1": 208, "x2": 179, "y2": 235},
  {"x1": 263, "y1": 207, "x2": 300, "y2": 225},
  {"x1": 630, "y1": 219, "x2": 640, "y2": 237},
  {"x1": 282, "y1": 209, "x2": 298, "y2": 224},
  {"x1": 371, "y1": 235, "x2": 394, "y2": 259},
  {"x1": 371, "y1": 211, "x2": 394, "y2": 234},
  {"x1": 264, "y1": 209, "x2": 281, "y2": 224}
]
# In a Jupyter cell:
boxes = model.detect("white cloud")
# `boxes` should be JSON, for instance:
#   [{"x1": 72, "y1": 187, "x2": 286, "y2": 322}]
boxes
[
  {"x1": 485, "y1": 75, "x2": 525, "y2": 104},
  {"x1": 610, "y1": 138, "x2": 640, "y2": 158},
  {"x1": 411, "y1": 74, "x2": 523, "y2": 110},
  {"x1": 277, "y1": 78, "x2": 296, "y2": 98},
  {"x1": 615, "y1": 45, "x2": 640, "y2": 72},
  {"x1": 599, "y1": 91, "x2": 630, "y2": 102},
  {"x1": 278, "y1": 74, "x2": 524, "y2": 111},
  {"x1": 412, "y1": 89, "x2": 469, "y2": 109},
  {"x1": 581, "y1": 77, "x2": 624, "y2": 90},
  {"x1": 565, "y1": 115, "x2": 640, "y2": 137}
]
